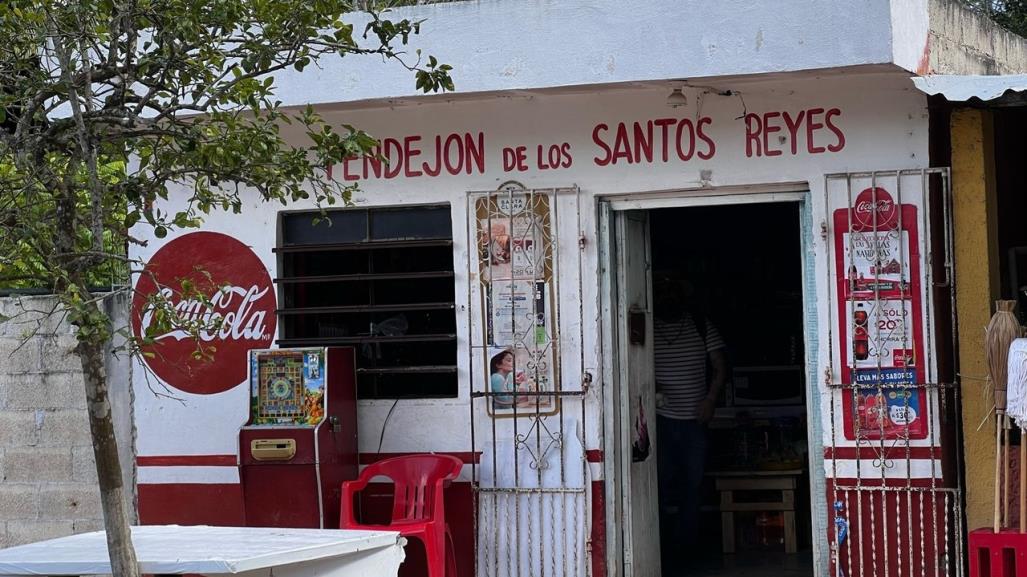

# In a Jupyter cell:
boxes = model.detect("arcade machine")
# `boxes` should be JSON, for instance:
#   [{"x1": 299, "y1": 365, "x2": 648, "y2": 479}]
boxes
[{"x1": 239, "y1": 347, "x2": 358, "y2": 528}]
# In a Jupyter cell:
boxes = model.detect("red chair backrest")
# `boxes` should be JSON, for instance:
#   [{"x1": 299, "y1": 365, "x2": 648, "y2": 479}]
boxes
[{"x1": 362, "y1": 454, "x2": 463, "y2": 523}]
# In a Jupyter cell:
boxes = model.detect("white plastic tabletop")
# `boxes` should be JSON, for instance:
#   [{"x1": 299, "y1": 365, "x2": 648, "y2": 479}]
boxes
[{"x1": 0, "y1": 525, "x2": 404, "y2": 576}]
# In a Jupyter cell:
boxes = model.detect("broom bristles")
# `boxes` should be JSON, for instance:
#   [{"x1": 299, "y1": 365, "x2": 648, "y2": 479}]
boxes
[{"x1": 987, "y1": 301, "x2": 1021, "y2": 411}]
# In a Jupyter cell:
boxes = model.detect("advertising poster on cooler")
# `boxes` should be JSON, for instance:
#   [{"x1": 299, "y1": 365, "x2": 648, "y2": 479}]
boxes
[{"x1": 833, "y1": 187, "x2": 928, "y2": 440}]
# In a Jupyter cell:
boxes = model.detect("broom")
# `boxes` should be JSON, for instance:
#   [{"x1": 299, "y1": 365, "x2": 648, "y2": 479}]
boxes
[
  {"x1": 1006, "y1": 337, "x2": 1027, "y2": 531},
  {"x1": 987, "y1": 300, "x2": 1021, "y2": 532}
]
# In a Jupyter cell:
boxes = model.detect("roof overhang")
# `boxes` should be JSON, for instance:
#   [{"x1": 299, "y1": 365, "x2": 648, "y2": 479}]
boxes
[{"x1": 912, "y1": 74, "x2": 1027, "y2": 105}]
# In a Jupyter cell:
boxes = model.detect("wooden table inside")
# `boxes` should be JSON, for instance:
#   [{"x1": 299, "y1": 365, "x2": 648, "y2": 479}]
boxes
[{"x1": 708, "y1": 469, "x2": 802, "y2": 554}]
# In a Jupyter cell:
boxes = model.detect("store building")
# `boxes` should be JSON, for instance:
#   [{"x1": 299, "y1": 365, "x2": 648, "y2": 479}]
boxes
[{"x1": 127, "y1": 2, "x2": 1027, "y2": 577}]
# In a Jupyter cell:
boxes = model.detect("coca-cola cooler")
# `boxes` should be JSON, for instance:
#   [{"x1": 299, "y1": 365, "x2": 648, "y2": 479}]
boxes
[{"x1": 239, "y1": 347, "x2": 357, "y2": 528}]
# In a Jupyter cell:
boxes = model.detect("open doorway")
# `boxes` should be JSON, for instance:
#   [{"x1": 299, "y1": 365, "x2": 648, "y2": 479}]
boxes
[{"x1": 648, "y1": 202, "x2": 814, "y2": 577}]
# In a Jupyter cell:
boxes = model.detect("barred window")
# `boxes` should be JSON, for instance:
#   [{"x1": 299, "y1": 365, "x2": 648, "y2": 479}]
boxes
[{"x1": 276, "y1": 205, "x2": 457, "y2": 398}]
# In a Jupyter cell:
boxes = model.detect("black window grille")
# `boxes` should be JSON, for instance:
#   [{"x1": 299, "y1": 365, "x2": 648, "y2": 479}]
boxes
[{"x1": 275, "y1": 205, "x2": 457, "y2": 398}]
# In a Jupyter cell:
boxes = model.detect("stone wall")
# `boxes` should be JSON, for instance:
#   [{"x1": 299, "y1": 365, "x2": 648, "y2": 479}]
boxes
[
  {"x1": 929, "y1": 0, "x2": 1027, "y2": 74},
  {"x1": 0, "y1": 293, "x2": 134, "y2": 548}
]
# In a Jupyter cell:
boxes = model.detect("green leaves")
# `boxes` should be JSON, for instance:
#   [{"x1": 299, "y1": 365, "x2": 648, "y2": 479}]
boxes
[
  {"x1": 0, "y1": 0, "x2": 456, "y2": 356},
  {"x1": 960, "y1": 1, "x2": 1027, "y2": 38}
]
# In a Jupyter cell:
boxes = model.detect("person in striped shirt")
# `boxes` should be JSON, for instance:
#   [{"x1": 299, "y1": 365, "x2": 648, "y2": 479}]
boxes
[{"x1": 653, "y1": 272, "x2": 728, "y2": 561}]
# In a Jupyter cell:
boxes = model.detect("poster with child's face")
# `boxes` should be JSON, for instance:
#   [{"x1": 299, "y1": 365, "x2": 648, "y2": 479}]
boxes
[{"x1": 488, "y1": 347, "x2": 552, "y2": 412}]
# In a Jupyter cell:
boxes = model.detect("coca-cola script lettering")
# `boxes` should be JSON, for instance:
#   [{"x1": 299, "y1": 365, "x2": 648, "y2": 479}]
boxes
[
  {"x1": 132, "y1": 232, "x2": 276, "y2": 395},
  {"x1": 139, "y1": 286, "x2": 270, "y2": 342},
  {"x1": 851, "y1": 187, "x2": 897, "y2": 230}
]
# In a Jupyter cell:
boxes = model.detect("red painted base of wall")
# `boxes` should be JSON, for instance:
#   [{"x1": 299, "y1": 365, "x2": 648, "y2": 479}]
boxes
[
  {"x1": 139, "y1": 476, "x2": 609, "y2": 577},
  {"x1": 138, "y1": 483, "x2": 246, "y2": 526},
  {"x1": 827, "y1": 480, "x2": 955, "y2": 577},
  {"x1": 592, "y1": 480, "x2": 606, "y2": 577}
]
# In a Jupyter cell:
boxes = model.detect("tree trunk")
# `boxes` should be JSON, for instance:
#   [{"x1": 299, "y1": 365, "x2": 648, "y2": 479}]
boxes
[{"x1": 76, "y1": 327, "x2": 139, "y2": 577}]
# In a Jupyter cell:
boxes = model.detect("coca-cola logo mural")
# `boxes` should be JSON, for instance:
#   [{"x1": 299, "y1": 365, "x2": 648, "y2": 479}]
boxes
[
  {"x1": 852, "y1": 186, "x2": 897, "y2": 230},
  {"x1": 131, "y1": 232, "x2": 276, "y2": 395}
]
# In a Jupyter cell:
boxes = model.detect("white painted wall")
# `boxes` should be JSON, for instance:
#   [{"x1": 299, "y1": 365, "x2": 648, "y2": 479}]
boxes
[
  {"x1": 132, "y1": 69, "x2": 931, "y2": 468},
  {"x1": 891, "y1": 0, "x2": 931, "y2": 74},
  {"x1": 272, "y1": 0, "x2": 904, "y2": 108}
]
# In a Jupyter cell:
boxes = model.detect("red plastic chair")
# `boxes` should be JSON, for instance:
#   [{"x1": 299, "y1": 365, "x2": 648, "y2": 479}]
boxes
[{"x1": 340, "y1": 454, "x2": 462, "y2": 577}]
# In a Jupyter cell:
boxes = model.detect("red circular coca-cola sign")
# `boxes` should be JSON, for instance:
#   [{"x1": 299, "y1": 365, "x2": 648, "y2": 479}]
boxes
[
  {"x1": 132, "y1": 232, "x2": 276, "y2": 395},
  {"x1": 852, "y1": 187, "x2": 898, "y2": 230}
]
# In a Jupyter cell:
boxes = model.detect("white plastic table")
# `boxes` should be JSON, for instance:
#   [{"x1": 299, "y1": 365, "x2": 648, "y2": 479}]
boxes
[{"x1": 0, "y1": 525, "x2": 405, "y2": 577}]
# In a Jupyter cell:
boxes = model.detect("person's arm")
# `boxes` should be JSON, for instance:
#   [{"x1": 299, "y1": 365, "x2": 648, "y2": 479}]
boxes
[{"x1": 699, "y1": 349, "x2": 728, "y2": 423}]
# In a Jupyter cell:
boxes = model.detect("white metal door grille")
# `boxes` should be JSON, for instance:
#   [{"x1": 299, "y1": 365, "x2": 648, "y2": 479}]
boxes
[
  {"x1": 466, "y1": 184, "x2": 590, "y2": 577},
  {"x1": 824, "y1": 168, "x2": 963, "y2": 577}
]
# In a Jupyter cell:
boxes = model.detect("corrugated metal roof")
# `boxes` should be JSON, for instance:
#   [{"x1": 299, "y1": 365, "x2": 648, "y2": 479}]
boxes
[{"x1": 912, "y1": 74, "x2": 1027, "y2": 102}]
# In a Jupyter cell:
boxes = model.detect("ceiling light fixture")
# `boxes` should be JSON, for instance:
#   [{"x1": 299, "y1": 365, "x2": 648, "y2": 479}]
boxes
[{"x1": 666, "y1": 87, "x2": 688, "y2": 108}]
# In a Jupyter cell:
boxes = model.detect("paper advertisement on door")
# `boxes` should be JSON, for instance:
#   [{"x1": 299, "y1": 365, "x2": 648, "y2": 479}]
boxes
[{"x1": 833, "y1": 187, "x2": 928, "y2": 440}]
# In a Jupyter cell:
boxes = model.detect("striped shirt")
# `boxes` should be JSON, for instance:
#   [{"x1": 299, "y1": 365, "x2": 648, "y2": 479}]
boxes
[{"x1": 654, "y1": 314, "x2": 725, "y2": 420}]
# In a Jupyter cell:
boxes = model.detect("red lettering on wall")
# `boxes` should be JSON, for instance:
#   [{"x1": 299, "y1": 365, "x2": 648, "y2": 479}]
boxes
[
  {"x1": 611, "y1": 123, "x2": 633, "y2": 165},
  {"x1": 465, "y1": 132, "x2": 486, "y2": 174},
  {"x1": 633, "y1": 121, "x2": 654, "y2": 164},
  {"x1": 404, "y1": 136, "x2": 423, "y2": 178},
  {"x1": 342, "y1": 156, "x2": 360, "y2": 181},
  {"x1": 745, "y1": 107, "x2": 845, "y2": 157},
  {"x1": 591, "y1": 117, "x2": 716, "y2": 166},
  {"x1": 826, "y1": 108, "x2": 845, "y2": 152},
  {"x1": 762, "y1": 111, "x2": 783, "y2": 157},
  {"x1": 325, "y1": 109, "x2": 844, "y2": 178},
  {"x1": 745, "y1": 113, "x2": 762, "y2": 158},
  {"x1": 697, "y1": 117, "x2": 715, "y2": 160},
  {"x1": 442, "y1": 134, "x2": 463, "y2": 175},
  {"x1": 560, "y1": 142, "x2": 573, "y2": 168},
  {"x1": 783, "y1": 110, "x2": 806, "y2": 155},
  {"x1": 384, "y1": 138, "x2": 403, "y2": 179},
  {"x1": 654, "y1": 118, "x2": 676, "y2": 162},
  {"x1": 503, "y1": 146, "x2": 529, "y2": 172},
  {"x1": 806, "y1": 108, "x2": 826, "y2": 154},
  {"x1": 592, "y1": 124, "x2": 612, "y2": 166},
  {"x1": 330, "y1": 132, "x2": 487, "y2": 180},
  {"x1": 675, "y1": 119, "x2": 695, "y2": 161},
  {"x1": 366, "y1": 153, "x2": 384, "y2": 179},
  {"x1": 421, "y1": 145, "x2": 442, "y2": 177}
]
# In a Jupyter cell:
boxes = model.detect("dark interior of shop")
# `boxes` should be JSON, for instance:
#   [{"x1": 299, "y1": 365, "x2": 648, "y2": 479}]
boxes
[
  {"x1": 993, "y1": 107, "x2": 1027, "y2": 450},
  {"x1": 995, "y1": 108, "x2": 1027, "y2": 325},
  {"x1": 650, "y1": 203, "x2": 814, "y2": 577},
  {"x1": 278, "y1": 205, "x2": 459, "y2": 399}
]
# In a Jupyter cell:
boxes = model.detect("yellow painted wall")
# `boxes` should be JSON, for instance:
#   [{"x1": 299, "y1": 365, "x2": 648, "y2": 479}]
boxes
[{"x1": 951, "y1": 108, "x2": 1001, "y2": 531}]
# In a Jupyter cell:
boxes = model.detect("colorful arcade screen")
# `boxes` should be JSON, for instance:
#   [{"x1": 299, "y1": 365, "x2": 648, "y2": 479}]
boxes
[{"x1": 248, "y1": 349, "x2": 326, "y2": 426}]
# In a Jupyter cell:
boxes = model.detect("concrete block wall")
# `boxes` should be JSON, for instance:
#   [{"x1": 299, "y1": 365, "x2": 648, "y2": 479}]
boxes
[
  {"x1": 0, "y1": 294, "x2": 135, "y2": 548},
  {"x1": 929, "y1": 0, "x2": 1027, "y2": 74}
]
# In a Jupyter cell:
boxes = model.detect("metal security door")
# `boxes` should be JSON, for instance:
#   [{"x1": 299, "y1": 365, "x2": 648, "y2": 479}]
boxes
[
  {"x1": 824, "y1": 168, "x2": 962, "y2": 577},
  {"x1": 467, "y1": 183, "x2": 589, "y2": 577}
]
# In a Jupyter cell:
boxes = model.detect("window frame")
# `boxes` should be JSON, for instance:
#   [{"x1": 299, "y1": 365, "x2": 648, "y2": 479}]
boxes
[{"x1": 274, "y1": 204, "x2": 458, "y2": 399}]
